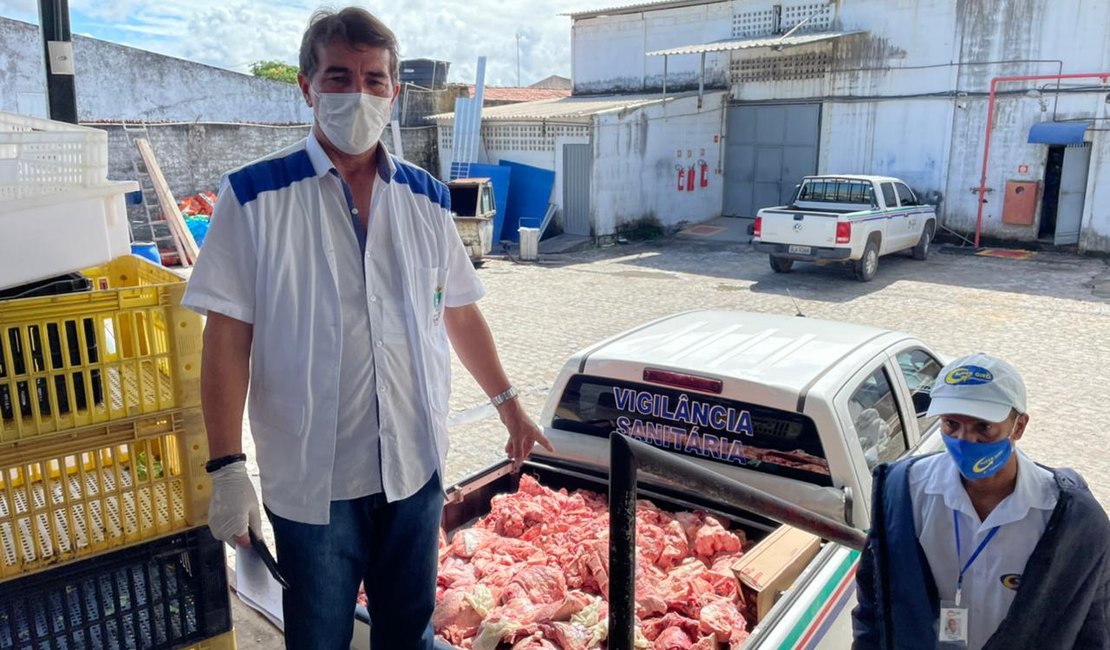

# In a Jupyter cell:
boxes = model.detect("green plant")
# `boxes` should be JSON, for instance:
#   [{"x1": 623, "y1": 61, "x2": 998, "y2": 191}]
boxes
[{"x1": 250, "y1": 60, "x2": 299, "y2": 85}]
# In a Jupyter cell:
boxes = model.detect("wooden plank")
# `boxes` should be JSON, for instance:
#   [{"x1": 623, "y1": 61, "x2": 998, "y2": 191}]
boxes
[{"x1": 134, "y1": 138, "x2": 199, "y2": 266}]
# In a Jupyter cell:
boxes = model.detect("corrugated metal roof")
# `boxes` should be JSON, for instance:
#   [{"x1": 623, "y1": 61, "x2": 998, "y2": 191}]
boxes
[
  {"x1": 646, "y1": 30, "x2": 865, "y2": 56},
  {"x1": 429, "y1": 92, "x2": 693, "y2": 122},
  {"x1": 564, "y1": 0, "x2": 720, "y2": 20}
]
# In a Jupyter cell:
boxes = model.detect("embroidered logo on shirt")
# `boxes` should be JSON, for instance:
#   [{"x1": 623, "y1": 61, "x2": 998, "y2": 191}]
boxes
[
  {"x1": 945, "y1": 365, "x2": 994, "y2": 386},
  {"x1": 1000, "y1": 573, "x2": 1022, "y2": 590}
]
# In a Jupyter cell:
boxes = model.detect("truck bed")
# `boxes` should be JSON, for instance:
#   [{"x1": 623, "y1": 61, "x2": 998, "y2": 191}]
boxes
[{"x1": 354, "y1": 458, "x2": 785, "y2": 649}]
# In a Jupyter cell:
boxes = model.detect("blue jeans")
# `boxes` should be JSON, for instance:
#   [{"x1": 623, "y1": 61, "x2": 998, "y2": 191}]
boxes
[{"x1": 267, "y1": 472, "x2": 444, "y2": 650}]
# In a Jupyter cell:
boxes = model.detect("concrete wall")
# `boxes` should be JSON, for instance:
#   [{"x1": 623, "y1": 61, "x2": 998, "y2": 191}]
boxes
[
  {"x1": 821, "y1": 98, "x2": 954, "y2": 209},
  {"x1": 95, "y1": 122, "x2": 437, "y2": 243},
  {"x1": 593, "y1": 92, "x2": 727, "y2": 236},
  {"x1": 1, "y1": 17, "x2": 312, "y2": 124},
  {"x1": 572, "y1": 2, "x2": 732, "y2": 94},
  {"x1": 97, "y1": 123, "x2": 438, "y2": 197}
]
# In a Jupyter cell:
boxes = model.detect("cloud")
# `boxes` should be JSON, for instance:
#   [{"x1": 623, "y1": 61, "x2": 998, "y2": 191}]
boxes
[{"x1": 2, "y1": 0, "x2": 581, "y2": 86}]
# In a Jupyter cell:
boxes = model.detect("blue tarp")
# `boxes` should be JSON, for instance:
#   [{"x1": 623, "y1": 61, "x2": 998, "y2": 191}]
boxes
[
  {"x1": 463, "y1": 164, "x2": 512, "y2": 242},
  {"x1": 1028, "y1": 121, "x2": 1089, "y2": 145},
  {"x1": 498, "y1": 161, "x2": 555, "y2": 243}
]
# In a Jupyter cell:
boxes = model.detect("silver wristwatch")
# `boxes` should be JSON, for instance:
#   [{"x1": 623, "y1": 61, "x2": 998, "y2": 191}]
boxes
[{"x1": 490, "y1": 386, "x2": 519, "y2": 407}]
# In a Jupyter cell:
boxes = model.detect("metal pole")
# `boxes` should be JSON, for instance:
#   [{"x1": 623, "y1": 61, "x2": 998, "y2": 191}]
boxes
[
  {"x1": 608, "y1": 433, "x2": 637, "y2": 650},
  {"x1": 516, "y1": 33, "x2": 521, "y2": 87},
  {"x1": 39, "y1": 0, "x2": 78, "y2": 123}
]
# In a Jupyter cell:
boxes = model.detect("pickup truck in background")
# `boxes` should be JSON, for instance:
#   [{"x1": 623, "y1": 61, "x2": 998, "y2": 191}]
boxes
[
  {"x1": 752, "y1": 175, "x2": 937, "y2": 282},
  {"x1": 353, "y1": 310, "x2": 949, "y2": 649}
]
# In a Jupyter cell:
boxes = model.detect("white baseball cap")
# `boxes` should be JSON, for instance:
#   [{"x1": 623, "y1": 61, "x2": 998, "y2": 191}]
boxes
[{"x1": 926, "y1": 353, "x2": 1027, "y2": 423}]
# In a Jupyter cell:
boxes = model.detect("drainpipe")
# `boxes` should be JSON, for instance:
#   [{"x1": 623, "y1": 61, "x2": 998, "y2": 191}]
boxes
[
  {"x1": 698, "y1": 51, "x2": 706, "y2": 109},
  {"x1": 974, "y1": 72, "x2": 1110, "y2": 247},
  {"x1": 662, "y1": 55, "x2": 668, "y2": 98}
]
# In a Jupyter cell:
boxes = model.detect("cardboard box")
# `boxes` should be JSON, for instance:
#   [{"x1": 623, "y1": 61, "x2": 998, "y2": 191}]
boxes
[{"x1": 731, "y1": 524, "x2": 823, "y2": 622}]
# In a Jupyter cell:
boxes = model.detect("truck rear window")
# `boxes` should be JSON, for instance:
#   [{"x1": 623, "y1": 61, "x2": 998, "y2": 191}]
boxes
[
  {"x1": 797, "y1": 179, "x2": 873, "y2": 205},
  {"x1": 552, "y1": 375, "x2": 832, "y2": 486}
]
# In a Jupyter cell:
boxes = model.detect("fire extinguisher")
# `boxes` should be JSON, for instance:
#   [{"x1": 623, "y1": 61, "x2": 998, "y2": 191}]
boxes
[
  {"x1": 686, "y1": 164, "x2": 696, "y2": 192},
  {"x1": 676, "y1": 165, "x2": 686, "y2": 191},
  {"x1": 698, "y1": 159, "x2": 709, "y2": 188}
]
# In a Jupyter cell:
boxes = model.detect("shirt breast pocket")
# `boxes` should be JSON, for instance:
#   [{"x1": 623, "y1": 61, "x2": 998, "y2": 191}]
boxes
[{"x1": 417, "y1": 265, "x2": 448, "y2": 328}]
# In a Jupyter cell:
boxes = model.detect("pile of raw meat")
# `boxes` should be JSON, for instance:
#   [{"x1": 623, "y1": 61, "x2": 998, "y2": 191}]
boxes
[{"x1": 432, "y1": 474, "x2": 753, "y2": 649}]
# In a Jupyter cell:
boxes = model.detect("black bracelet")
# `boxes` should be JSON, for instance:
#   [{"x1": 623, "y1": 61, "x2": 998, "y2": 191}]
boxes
[{"x1": 205, "y1": 453, "x2": 246, "y2": 474}]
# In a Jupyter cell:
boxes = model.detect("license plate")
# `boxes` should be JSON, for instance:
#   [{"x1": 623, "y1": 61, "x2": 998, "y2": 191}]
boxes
[{"x1": 788, "y1": 245, "x2": 812, "y2": 255}]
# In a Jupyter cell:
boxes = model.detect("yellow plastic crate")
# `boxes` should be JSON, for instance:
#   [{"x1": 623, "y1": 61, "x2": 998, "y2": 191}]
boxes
[
  {"x1": 183, "y1": 630, "x2": 238, "y2": 650},
  {"x1": 0, "y1": 255, "x2": 202, "y2": 444},
  {"x1": 0, "y1": 407, "x2": 210, "y2": 581}
]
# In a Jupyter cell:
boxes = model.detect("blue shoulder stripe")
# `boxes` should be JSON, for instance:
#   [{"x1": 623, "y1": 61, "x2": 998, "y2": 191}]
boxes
[
  {"x1": 228, "y1": 150, "x2": 316, "y2": 206},
  {"x1": 392, "y1": 160, "x2": 450, "y2": 211}
]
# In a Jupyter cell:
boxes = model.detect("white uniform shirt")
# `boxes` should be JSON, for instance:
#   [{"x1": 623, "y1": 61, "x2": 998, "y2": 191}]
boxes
[
  {"x1": 182, "y1": 133, "x2": 485, "y2": 524},
  {"x1": 909, "y1": 450, "x2": 1058, "y2": 650}
]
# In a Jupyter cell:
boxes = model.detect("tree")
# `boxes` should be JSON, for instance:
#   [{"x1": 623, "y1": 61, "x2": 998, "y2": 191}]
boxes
[{"x1": 250, "y1": 60, "x2": 299, "y2": 84}]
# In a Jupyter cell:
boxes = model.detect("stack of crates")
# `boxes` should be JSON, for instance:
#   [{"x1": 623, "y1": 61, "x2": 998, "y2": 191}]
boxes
[
  {"x1": 0, "y1": 111, "x2": 138, "y2": 290},
  {"x1": 0, "y1": 255, "x2": 236, "y2": 649}
]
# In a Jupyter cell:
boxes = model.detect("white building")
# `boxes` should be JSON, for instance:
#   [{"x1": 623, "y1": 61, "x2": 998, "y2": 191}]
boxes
[{"x1": 439, "y1": 0, "x2": 1110, "y2": 251}]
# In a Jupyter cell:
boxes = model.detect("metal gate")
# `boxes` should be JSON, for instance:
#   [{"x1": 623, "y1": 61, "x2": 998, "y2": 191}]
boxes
[
  {"x1": 723, "y1": 104, "x2": 820, "y2": 217},
  {"x1": 562, "y1": 143, "x2": 592, "y2": 236}
]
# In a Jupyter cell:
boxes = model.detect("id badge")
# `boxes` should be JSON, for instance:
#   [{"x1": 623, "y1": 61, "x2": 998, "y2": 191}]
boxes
[{"x1": 938, "y1": 600, "x2": 968, "y2": 648}]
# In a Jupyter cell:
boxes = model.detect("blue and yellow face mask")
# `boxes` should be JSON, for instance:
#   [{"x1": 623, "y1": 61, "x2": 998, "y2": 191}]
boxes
[{"x1": 942, "y1": 433, "x2": 1013, "y2": 480}]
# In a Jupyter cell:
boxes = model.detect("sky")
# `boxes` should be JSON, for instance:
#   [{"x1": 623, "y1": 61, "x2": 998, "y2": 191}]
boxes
[{"x1": 0, "y1": 0, "x2": 596, "y2": 86}]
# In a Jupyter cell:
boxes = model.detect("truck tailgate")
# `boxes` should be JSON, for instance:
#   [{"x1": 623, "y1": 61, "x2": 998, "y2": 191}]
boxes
[{"x1": 760, "y1": 210, "x2": 839, "y2": 248}]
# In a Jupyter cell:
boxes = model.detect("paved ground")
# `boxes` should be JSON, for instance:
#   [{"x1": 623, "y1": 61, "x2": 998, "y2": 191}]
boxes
[{"x1": 229, "y1": 232, "x2": 1110, "y2": 647}]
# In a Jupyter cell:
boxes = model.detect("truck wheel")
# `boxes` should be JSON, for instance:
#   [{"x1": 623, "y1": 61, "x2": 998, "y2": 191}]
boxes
[
  {"x1": 769, "y1": 255, "x2": 794, "y2": 273},
  {"x1": 854, "y1": 239, "x2": 879, "y2": 282},
  {"x1": 912, "y1": 223, "x2": 933, "y2": 260}
]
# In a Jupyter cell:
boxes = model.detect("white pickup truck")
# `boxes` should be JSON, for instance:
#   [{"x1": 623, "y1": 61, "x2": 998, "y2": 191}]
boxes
[
  {"x1": 752, "y1": 175, "x2": 936, "y2": 282},
  {"x1": 354, "y1": 310, "x2": 949, "y2": 649}
]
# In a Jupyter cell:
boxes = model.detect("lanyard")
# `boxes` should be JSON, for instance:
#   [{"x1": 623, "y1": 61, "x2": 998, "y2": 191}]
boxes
[{"x1": 953, "y1": 510, "x2": 999, "y2": 606}]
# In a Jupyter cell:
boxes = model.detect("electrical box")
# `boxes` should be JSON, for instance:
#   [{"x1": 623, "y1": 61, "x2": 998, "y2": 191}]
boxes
[{"x1": 1002, "y1": 180, "x2": 1040, "y2": 226}]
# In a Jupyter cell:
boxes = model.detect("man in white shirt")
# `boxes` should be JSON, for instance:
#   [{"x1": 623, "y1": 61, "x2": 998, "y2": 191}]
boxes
[
  {"x1": 852, "y1": 353, "x2": 1110, "y2": 650},
  {"x1": 182, "y1": 8, "x2": 552, "y2": 649}
]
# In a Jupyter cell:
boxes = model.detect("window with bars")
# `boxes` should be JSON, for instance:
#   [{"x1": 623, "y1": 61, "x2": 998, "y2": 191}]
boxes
[
  {"x1": 730, "y1": 51, "x2": 831, "y2": 83},
  {"x1": 732, "y1": 2, "x2": 833, "y2": 38},
  {"x1": 439, "y1": 123, "x2": 589, "y2": 153}
]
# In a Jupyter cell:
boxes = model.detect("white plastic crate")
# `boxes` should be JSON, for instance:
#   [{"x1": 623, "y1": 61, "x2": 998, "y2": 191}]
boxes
[
  {"x1": 0, "y1": 110, "x2": 110, "y2": 202},
  {"x1": 0, "y1": 182, "x2": 136, "y2": 290}
]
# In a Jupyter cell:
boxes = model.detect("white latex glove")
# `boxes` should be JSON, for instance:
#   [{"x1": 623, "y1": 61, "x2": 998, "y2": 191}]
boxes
[{"x1": 208, "y1": 460, "x2": 261, "y2": 547}]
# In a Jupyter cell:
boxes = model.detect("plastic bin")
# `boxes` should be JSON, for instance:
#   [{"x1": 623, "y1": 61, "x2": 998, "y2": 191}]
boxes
[
  {"x1": 0, "y1": 526, "x2": 232, "y2": 649},
  {"x1": 0, "y1": 256, "x2": 202, "y2": 445},
  {"x1": 0, "y1": 182, "x2": 136, "y2": 290},
  {"x1": 0, "y1": 407, "x2": 211, "y2": 581},
  {"x1": 0, "y1": 111, "x2": 110, "y2": 201}
]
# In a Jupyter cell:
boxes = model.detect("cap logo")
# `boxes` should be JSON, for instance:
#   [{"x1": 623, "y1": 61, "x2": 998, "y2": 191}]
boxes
[{"x1": 945, "y1": 365, "x2": 993, "y2": 386}]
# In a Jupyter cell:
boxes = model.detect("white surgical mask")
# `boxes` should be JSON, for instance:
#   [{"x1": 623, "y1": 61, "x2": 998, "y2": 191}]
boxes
[{"x1": 311, "y1": 90, "x2": 392, "y2": 155}]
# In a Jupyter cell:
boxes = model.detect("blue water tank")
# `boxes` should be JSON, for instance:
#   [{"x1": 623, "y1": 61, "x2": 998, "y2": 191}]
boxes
[{"x1": 400, "y1": 59, "x2": 450, "y2": 89}]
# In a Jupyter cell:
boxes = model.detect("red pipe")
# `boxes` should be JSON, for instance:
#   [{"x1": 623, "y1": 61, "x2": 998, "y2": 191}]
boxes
[{"x1": 974, "y1": 72, "x2": 1110, "y2": 247}]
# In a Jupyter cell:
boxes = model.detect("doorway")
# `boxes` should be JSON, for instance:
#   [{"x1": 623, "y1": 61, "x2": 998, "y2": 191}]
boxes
[
  {"x1": 1038, "y1": 146, "x2": 1064, "y2": 239},
  {"x1": 1039, "y1": 143, "x2": 1091, "y2": 245}
]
